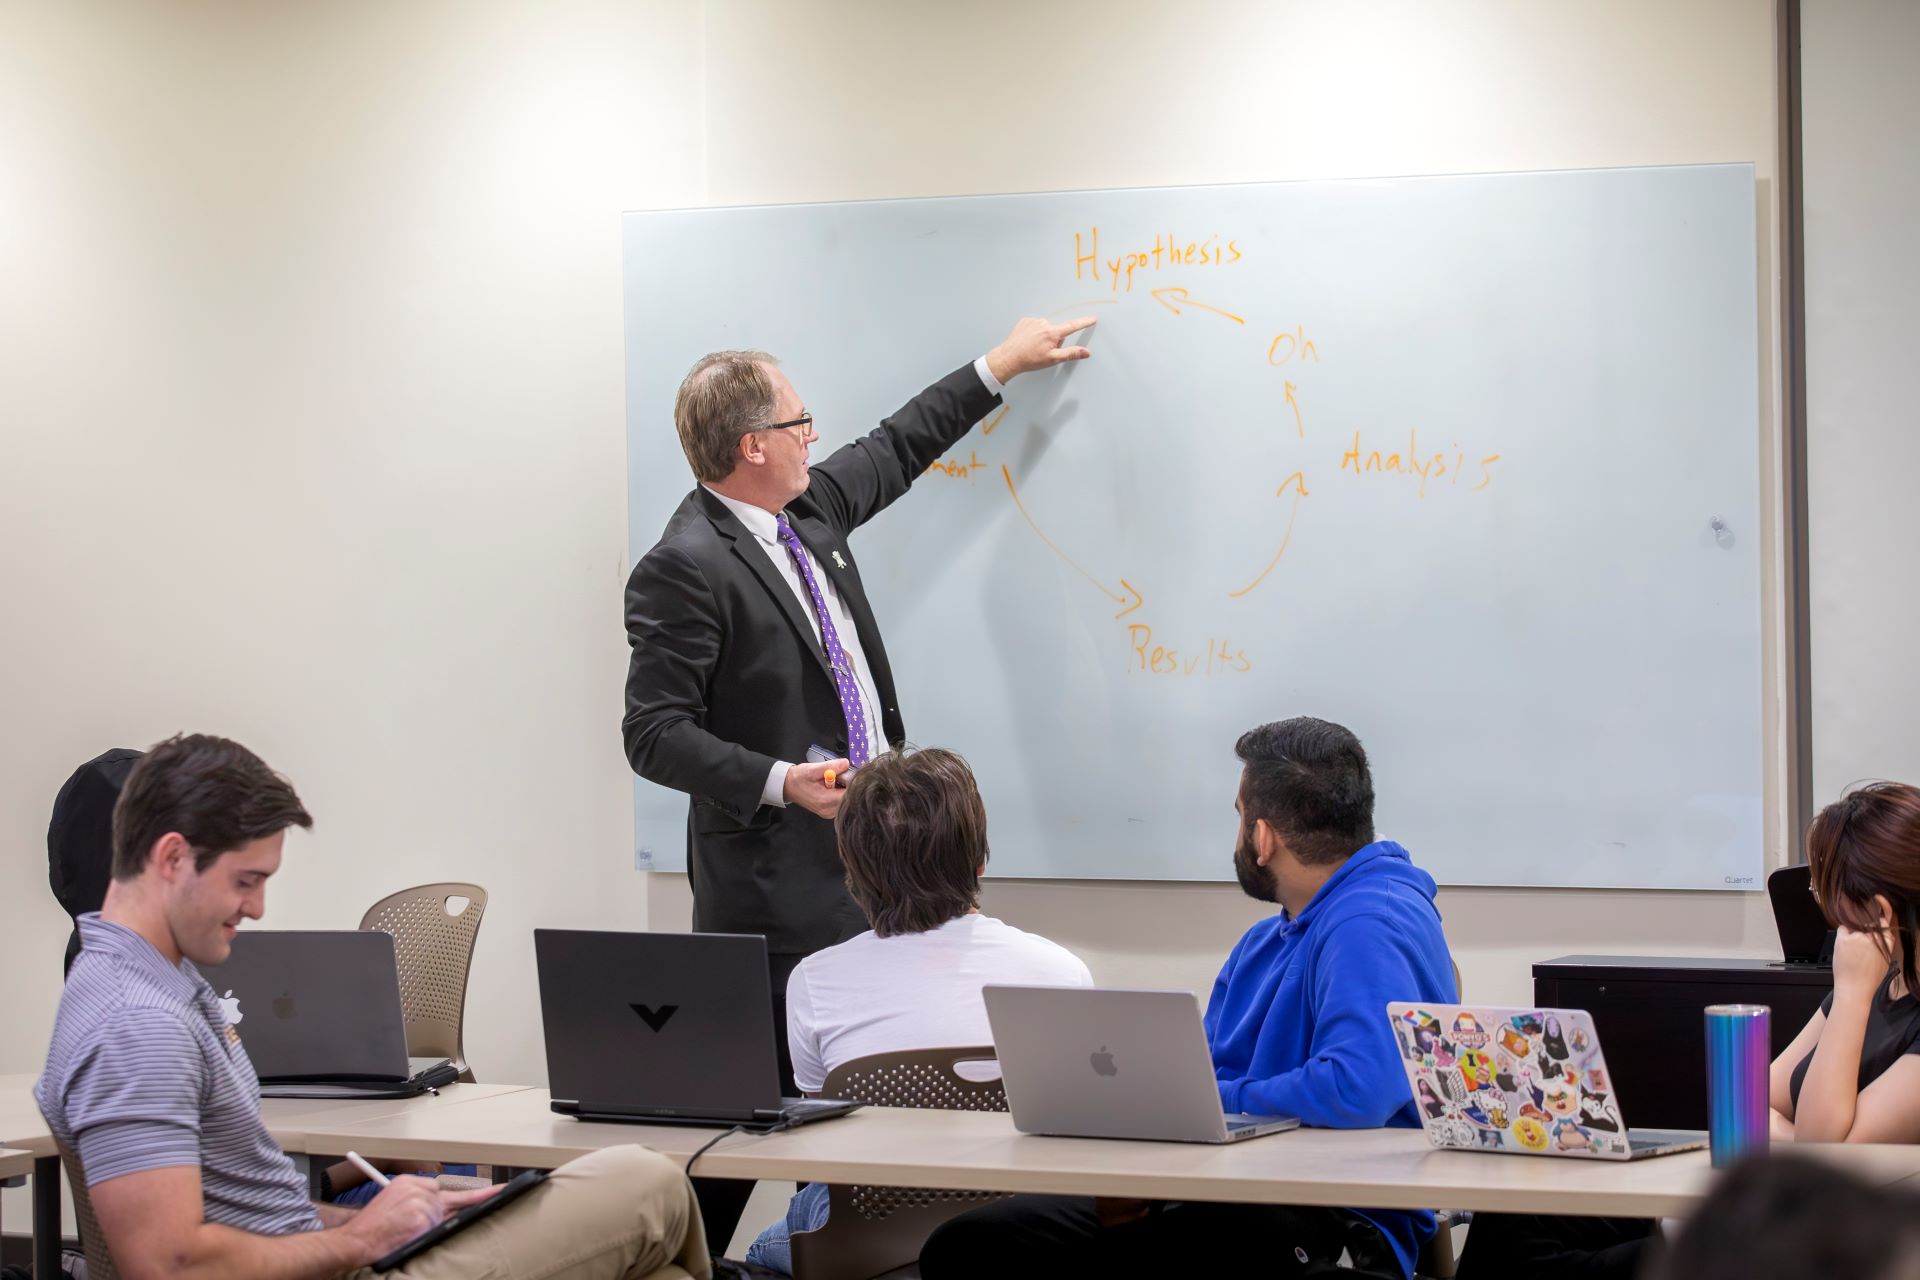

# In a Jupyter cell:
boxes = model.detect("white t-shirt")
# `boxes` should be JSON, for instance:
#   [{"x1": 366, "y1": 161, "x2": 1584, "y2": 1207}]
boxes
[{"x1": 785, "y1": 913, "x2": 1094, "y2": 1094}]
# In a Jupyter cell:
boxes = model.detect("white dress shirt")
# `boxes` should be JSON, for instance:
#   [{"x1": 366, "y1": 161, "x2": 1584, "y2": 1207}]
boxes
[
  {"x1": 702, "y1": 488, "x2": 889, "y2": 807},
  {"x1": 705, "y1": 357, "x2": 1004, "y2": 809}
]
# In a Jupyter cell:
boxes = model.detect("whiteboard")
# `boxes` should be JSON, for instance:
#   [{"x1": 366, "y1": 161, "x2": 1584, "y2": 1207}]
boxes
[{"x1": 624, "y1": 166, "x2": 1763, "y2": 890}]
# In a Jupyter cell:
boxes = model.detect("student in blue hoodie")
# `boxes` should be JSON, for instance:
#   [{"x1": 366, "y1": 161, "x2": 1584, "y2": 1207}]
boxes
[{"x1": 919, "y1": 716, "x2": 1459, "y2": 1279}]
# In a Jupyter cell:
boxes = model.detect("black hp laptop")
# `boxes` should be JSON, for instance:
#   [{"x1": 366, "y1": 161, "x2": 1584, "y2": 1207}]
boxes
[
  {"x1": 199, "y1": 931, "x2": 459, "y2": 1098},
  {"x1": 1769, "y1": 865, "x2": 1836, "y2": 966},
  {"x1": 534, "y1": 929, "x2": 860, "y2": 1131}
]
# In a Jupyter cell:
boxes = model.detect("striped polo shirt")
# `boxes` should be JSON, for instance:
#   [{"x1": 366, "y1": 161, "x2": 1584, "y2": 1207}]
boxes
[{"x1": 36, "y1": 914, "x2": 321, "y2": 1235}]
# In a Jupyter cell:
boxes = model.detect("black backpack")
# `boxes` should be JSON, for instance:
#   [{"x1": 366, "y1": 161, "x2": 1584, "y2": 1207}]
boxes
[{"x1": 48, "y1": 748, "x2": 143, "y2": 976}]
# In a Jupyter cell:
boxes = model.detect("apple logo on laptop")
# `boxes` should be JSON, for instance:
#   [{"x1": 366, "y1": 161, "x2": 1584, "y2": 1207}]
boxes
[
  {"x1": 1090, "y1": 1046, "x2": 1118, "y2": 1077},
  {"x1": 271, "y1": 992, "x2": 297, "y2": 1020},
  {"x1": 218, "y1": 991, "x2": 243, "y2": 1026}
]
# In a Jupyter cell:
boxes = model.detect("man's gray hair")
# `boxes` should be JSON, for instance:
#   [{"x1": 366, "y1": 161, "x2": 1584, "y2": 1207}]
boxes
[{"x1": 674, "y1": 350, "x2": 780, "y2": 484}]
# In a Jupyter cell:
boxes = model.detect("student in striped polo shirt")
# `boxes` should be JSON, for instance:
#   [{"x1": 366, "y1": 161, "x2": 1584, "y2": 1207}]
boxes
[{"x1": 37, "y1": 733, "x2": 708, "y2": 1280}]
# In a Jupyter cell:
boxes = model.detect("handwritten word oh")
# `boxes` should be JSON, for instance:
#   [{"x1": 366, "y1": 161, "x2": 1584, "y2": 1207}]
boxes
[{"x1": 1267, "y1": 325, "x2": 1320, "y2": 365}]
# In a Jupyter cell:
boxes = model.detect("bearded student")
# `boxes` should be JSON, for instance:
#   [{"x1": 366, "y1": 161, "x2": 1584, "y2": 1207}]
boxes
[{"x1": 919, "y1": 716, "x2": 1459, "y2": 1280}]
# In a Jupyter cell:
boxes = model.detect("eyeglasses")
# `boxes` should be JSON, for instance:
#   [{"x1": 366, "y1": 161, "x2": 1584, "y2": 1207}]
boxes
[{"x1": 743, "y1": 413, "x2": 815, "y2": 444}]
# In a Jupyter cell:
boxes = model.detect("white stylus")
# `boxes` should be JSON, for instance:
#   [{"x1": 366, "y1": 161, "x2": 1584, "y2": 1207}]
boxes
[{"x1": 344, "y1": 1150, "x2": 390, "y2": 1188}]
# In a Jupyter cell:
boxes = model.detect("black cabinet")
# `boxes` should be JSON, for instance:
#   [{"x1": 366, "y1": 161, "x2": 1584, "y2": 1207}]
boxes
[{"x1": 1532, "y1": 956, "x2": 1830, "y2": 1131}]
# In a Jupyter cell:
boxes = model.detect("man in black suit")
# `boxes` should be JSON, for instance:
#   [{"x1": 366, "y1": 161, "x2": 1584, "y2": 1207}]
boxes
[{"x1": 623, "y1": 315, "x2": 1095, "y2": 1065}]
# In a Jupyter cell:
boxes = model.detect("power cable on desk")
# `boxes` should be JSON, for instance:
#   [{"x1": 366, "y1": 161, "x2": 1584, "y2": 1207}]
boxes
[{"x1": 683, "y1": 1118, "x2": 795, "y2": 1181}]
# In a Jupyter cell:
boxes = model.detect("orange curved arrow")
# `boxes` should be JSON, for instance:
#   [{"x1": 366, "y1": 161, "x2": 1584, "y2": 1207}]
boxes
[
  {"x1": 1150, "y1": 287, "x2": 1245, "y2": 325},
  {"x1": 1228, "y1": 487, "x2": 1306, "y2": 599},
  {"x1": 1001, "y1": 464, "x2": 1144, "y2": 618}
]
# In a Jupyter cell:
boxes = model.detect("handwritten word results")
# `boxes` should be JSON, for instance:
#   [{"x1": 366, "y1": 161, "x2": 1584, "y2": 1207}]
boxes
[{"x1": 1126, "y1": 624, "x2": 1251, "y2": 677}]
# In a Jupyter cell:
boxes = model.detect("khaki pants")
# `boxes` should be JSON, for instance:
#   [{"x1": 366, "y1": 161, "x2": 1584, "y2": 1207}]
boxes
[{"x1": 349, "y1": 1145, "x2": 711, "y2": 1280}]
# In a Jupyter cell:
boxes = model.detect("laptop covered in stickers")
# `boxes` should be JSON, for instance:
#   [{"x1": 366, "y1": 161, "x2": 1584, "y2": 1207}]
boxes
[{"x1": 1385, "y1": 1002, "x2": 1708, "y2": 1161}]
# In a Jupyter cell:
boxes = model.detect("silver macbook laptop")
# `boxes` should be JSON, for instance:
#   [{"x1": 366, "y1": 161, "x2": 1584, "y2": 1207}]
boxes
[
  {"x1": 984, "y1": 986, "x2": 1299, "y2": 1144},
  {"x1": 198, "y1": 930, "x2": 456, "y2": 1098},
  {"x1": 535, "y1": 929, "x2": 860, "y2": 1131},
  {"x1": 1386, "y1": 1002, "x2": 1707, "y2": 1160}
]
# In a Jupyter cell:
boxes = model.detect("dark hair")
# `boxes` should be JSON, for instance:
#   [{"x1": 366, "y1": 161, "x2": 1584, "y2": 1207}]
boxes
[
  {"x1": 111, "y1": 734, "x2": 313, "y2": 880},
  {"x1": 1807, "y1": 781, "x2": 1920, "y2": 996},
  {"x1": 1645, "y1": 1153, "x2": 1920, "y2": 1280},
  {"x1": 1234, "y1": 717, "x2": 1374, "y2": 866},
  {"x1": 834, "y1": 747, "x2": 988, "y2": 938}
]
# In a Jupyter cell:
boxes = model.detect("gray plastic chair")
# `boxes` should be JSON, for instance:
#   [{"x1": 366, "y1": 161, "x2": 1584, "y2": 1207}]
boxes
[
  {"x1": 789, "y1": 1046, "x2": 1009, "y2": 1280},
  {"x1": 359, "y1": 882, "x2": 488, "y2": 1082}
]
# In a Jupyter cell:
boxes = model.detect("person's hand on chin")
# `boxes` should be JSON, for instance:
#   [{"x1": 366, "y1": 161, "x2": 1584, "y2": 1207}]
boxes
[{"x1": 1833, "y1": 898, "x2": 1898, "y2": 1007}]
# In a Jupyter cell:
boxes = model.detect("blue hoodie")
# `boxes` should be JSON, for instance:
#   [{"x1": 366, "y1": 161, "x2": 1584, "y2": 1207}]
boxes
[{"x1": 1203, "y1": 840, "x2": 1457, "y2": 1279}]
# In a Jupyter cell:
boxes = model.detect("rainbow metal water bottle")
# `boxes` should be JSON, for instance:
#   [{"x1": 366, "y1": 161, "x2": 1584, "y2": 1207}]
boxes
[{"x1": 1704, "y1": 1004, "x2": 1770, "y2": 1167}]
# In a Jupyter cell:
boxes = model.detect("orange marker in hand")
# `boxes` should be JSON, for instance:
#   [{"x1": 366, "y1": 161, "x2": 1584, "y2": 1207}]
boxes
[{"x1": 806, "y1": 745, "x2": 849, "y2": 789}]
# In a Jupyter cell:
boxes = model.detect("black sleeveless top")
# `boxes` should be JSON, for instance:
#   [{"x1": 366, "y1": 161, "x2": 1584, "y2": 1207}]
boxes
[{"x1": 1789, "y1": 973, "x2": 1920, "y2": 1108}]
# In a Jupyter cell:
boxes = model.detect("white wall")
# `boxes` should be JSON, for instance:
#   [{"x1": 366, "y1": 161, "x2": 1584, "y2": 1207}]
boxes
[
  {"x1": 1802, "y1": 0, "x2": 1920, "y2": 799},
  {"x1": 0, "y1": 0, "x2": 705, "y2": 1086},
  {"x1": 2, "y1": 0, "x2": 1786, "y2": 1112}
]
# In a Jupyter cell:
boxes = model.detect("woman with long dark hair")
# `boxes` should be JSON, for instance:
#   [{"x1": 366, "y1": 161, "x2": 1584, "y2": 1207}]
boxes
[
  {"x1": 1460, "y1": 781, "x2": 1920, "y2": 1277},
  {"x1": 1770, "y1": 781, "x2": 1920, "y2": 1142}
]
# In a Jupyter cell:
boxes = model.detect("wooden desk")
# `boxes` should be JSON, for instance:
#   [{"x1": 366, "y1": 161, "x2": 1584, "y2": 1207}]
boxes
[
  {"x1": 260, "y1": 1083, "x2": 536, "y2": 1153},
  {"x1": 294, "y1": 1087, "x2": 1920, "y2": 1220},
  {"x1": 0, "y1": 1072, "x2": 61, "y2": 1280},
  {"x1": 0, "y1": 1073, "x2": 55, "y2": 1157},
  {"x1": 0, "y1": 1146, "x2": 33, "y2": 1252},
  {"x1": 15, "y1": 1073, "x2": 1920, "y2": 1236},
  {"x1": 9, "y1": 1075, "x2": 531, "y2": 1157}
]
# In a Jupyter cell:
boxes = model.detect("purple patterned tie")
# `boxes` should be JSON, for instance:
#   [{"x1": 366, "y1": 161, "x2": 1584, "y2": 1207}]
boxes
[{"x1": 775, "y1": 515, "x2": 872, "y2": 767}]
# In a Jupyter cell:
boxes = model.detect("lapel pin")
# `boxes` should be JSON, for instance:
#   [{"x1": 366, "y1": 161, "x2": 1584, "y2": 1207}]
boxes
[{"x1": 832, "y1": 551, "x2": 847, "y2": 569}]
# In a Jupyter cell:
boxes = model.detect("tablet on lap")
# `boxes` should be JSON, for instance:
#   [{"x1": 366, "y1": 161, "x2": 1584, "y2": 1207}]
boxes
[{"x1": 371, "y1": 1168, "x2": 551, "y2": 1274}]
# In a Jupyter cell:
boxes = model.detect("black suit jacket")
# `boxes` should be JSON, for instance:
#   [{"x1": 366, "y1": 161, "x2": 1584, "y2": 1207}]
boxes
[{"x1": 623, "y1": 363, "x2": 999, "y2": 959}]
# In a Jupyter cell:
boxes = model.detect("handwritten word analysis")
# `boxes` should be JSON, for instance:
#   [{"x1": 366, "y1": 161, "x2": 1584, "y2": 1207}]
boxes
[{"x1": 1338, "y1": 430, "x2": 1501, "y2": 498}]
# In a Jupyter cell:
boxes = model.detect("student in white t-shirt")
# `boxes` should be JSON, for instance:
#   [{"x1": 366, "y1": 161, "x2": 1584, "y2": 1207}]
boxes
[{"x1": 746, "y1": 746, "x2": 1092, "y2": 1273}]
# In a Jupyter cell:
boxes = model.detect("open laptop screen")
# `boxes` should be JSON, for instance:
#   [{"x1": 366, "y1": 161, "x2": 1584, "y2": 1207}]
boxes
[{"x1": 535, "y1": 929, "x2": 785, "y2": 1117}]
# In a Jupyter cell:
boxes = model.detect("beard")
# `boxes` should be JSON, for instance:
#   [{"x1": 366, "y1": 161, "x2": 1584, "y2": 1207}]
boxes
[{"x1": 1234, "y1": 829, "x2": 1278, "y2": 903}]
